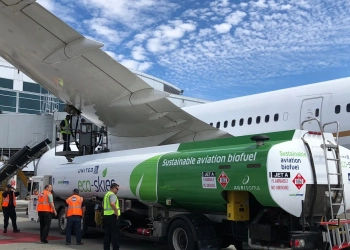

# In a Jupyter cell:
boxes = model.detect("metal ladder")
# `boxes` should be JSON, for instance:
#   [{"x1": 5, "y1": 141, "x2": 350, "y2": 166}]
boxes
[
  {"x1": 301, "y1": 119, "x2": 350, "y2": 250},
  {"x1": 321, "y1": 121, "x2": 346, "y2": 221}
]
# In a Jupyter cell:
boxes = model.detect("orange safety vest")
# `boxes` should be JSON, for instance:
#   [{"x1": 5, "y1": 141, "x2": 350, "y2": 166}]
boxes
[
  {"x1": 37, "y1": 190, "x2": 54, "y2": 213},
  {"x1": 66, "y1": 195, "x2": 83, "y2": 217},
  {"x1": 2, "y1": 192, "x2": 16, "y2": 207}
]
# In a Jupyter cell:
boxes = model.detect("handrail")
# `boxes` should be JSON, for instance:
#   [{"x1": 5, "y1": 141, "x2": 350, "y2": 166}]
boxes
[{"x1": 322, "y1": 121, "x2": 340, "y2": 144}]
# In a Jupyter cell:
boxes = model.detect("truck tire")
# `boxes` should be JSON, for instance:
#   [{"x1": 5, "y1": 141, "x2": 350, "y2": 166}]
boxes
[
  {"x1": 58, "y1": 209, "x2": 67, "y2": 235},
  {"x1": 168, "y1": 219, "x2": 197, "y2": 250}
]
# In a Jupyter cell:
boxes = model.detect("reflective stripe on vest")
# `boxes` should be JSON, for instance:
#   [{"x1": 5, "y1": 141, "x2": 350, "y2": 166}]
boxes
[
  {"x1": 60, "y1": 119, "x2": 71, "y2": 134},
  {"x1": 37, "y1": 190, "x2": 54, "y2": 212},
  {"x1": 66, "y1": 195, "x2": 83, "y2": 217},
  {"x1": 103, "y1": 191, "x2": 120, "y2": 216},
  {"x1": 2, "y1": 193, "x2": 16, "y2": 207}
]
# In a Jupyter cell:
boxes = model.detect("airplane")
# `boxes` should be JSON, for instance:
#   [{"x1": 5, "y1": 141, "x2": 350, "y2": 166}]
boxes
[
  {"x1": 184, "y1": 77, "x2": 350, "y2": 149},
  {"x1": 0, "y1": 1, "x2": 349, "y2": 152}
]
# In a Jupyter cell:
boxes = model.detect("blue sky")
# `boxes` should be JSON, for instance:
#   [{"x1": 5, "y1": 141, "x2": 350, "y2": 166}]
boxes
[{"x1": 38, "y1": 0, "x2": 350, "y2": 101}]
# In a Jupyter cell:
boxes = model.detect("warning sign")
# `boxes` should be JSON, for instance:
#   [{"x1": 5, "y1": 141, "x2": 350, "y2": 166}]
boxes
[
  {"x1": 218, "y1": 171, "x2": 230, "y2": 189},
  {"x1": 292, "y1": 173, "x2": 306, "y2": 190},
  {"x1": 202, "y1": 172, "x2": 217, "y2": 189}
]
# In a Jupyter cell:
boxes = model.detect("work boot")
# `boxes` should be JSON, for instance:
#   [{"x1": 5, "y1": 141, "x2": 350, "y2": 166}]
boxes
[{"x1": 13, "y1": 229, "x2": 20, "y2": 233}]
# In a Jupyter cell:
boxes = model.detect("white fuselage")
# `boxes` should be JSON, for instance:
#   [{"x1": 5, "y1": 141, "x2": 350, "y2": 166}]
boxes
[{"x1": 183, "y1": 77, "x2": 350, "y2": 148}]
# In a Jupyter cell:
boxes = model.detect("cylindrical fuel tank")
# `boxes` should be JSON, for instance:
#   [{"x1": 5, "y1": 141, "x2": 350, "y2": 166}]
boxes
[{"x1": 47, "y1": 130, "x2": 350, "y2": 216}]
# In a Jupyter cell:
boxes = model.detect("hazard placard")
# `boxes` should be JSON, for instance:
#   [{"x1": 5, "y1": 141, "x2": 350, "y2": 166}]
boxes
[
  {"x1": 292, "y1": 173, "x2": 306, "y2": 190},
  {"x1": 218, "y1": 171, "x2": 230, "y2": 188}
]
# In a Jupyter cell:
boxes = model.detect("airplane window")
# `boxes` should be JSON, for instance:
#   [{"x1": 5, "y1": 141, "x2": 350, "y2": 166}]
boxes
[
  {"x1": 239, "y1": 118, "x2": 244, "y2": 126},
  {"x1": 224, "y1": 121, "x2": 228, "y2": 128},
  {"x1": 347, "y1": 104, "x2": 350, "y2": 112},
  {"x1": 265, "y1": 115, "x2": 270, "y2": 123},
  {"x1": 256, "y1": 116, "x2": 261, "y2": 124},
  {"x1": 210, "y1": 123, "x2": 213, "y2": 126},
  {"x1": 335, "y1": 105, "x2": 341, "y2": 114},
  {"x1": 231, "y1": 120, "x2": 236, "y2": 127},
  {"x1": 248, "y1": 117, "x2": 252, "y2": 125},
  {"x1": 216, "y1": 122, "x2": 220, "y2": 128},
  {"x1": 274, "y1": 113, "x2": 279, "y2": 122}
]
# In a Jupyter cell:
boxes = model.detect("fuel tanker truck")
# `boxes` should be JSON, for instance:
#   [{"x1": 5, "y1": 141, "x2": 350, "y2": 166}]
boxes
[{"x1": 27, "y1": 125, "x2": 350, "y2": 250}]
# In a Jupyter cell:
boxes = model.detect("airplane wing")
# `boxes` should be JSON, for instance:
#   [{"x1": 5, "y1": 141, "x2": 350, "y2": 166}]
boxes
[{"x1": 0, "y1": 1, "x2": 231, "y2": 146}]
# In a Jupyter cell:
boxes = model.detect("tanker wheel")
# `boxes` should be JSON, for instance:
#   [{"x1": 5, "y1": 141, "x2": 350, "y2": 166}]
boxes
[
  {"x1": 168, "y1": 219, "x2": 197, "y2": 250},
  {"x1": 58, "y1": 209, "x2": 67, "y2": 235}
]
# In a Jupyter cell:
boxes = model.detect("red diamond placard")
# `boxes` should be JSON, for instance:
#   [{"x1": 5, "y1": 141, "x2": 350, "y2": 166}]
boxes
[
  {"x1": 218, "y1": 171, "x2": 230, "y2": 188},
  {"x1": 292, "y1": 173, "x2": 306, "y2": 190}
]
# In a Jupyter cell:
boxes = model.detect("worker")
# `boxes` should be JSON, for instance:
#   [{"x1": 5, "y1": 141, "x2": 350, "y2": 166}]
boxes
[
  {"x1": 103, "y1": 183, "x2": 120, "y2": 250},
  {"x1": 65, "y1": 188, "x2": 85, "y2": 245},
  {"x1": 60, "y1": 114, "x2": 72, "y2": 151},
  {"x1": 2, "y1": 184, "x2": 20, "y2": 233},
  {"x1": 37, "y1": 184, "x2": 57, "y2": 244}
]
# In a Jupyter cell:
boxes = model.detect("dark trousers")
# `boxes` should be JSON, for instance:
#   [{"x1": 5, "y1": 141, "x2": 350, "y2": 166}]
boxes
[
  {"x1": 62, "y1": 133, "x2": 71, "y2": 151},
  {"x1": 66, "y1": 216, "x2": 82, "y2": 243},
  {"x1": 38, "y1": 211, "x2": 52, "y2": 242},
  {"x1": 2, "y1": 207, "x2": 18, "y2": 230},
  {"x1": 104, "y1": 215, "x2": 120, "y2": 250}
]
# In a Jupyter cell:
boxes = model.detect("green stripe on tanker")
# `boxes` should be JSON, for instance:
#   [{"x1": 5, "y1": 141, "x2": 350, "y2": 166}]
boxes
[
  {"x1": 131, "y1": 130, "x2": 297, "y2": 212},
  {"x1": 130, "y1": 155, "x2": 159, "y2": 202}
]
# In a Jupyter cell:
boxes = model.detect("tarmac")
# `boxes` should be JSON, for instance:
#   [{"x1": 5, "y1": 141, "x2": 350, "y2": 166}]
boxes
[{"x1": 0, "y1": 200, "x2": 236, "y2": 250}]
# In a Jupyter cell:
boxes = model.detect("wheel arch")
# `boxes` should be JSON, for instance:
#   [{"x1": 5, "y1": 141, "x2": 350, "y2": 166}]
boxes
[{"x1": 166, "y1": 213, "x2": 214, "y2": 242}]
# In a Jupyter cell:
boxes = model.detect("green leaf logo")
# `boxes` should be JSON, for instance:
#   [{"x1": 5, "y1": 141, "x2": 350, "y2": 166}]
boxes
[{"x1": 102, "y1": 168, "x2": 107, "y2": 178}]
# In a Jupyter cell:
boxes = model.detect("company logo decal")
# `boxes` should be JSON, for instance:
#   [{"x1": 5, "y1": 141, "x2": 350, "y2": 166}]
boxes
[
  {"x1": 78, "y1": 166, "x2": 99, "y2": 174},
  {"x1": 292, "y1": 173, "x2": 306, "y2": 190},
  {"x1": 102, "y1": 168, "x2": 107, "y2": 178},
  {"x1": 78, "y1": 168, "x2": 115, "y2": 192},
  {"x1": 78, "y1": 178, "x2": 116, "y2": 192},
  {"x1": 218, "y1": 171, "x2": 230, "y2": 189},
  {"x1": 289, "y1": 193, "x2": 304, "y2": 197},
  {"x1": 242, "y1": 175, "x2": 249, "y2": 185},
  {"x1": 94, "y1": 166, "x2": 99, "y2": 174},
  {"x1": 233, "y1": 175, "x2": 261, "y2": 191},
  {"x1": 202, "y1": 172, "x2": 217, "y2": 189},
  {"x1": 58, "y1": 177, "x2": 69, "y2": 185}
]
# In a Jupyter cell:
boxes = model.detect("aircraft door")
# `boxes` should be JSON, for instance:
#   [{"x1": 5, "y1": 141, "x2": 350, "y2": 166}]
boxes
[{"x1": 300, "y1": 97, "x2": 323, "y2": 131}]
